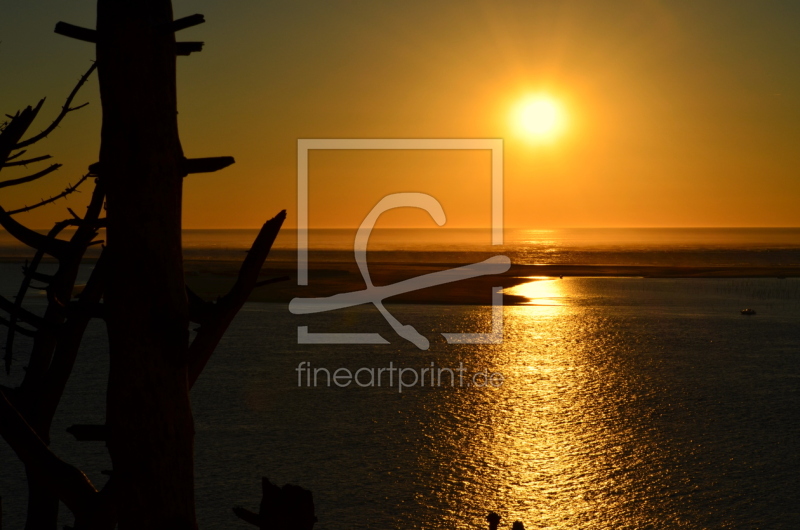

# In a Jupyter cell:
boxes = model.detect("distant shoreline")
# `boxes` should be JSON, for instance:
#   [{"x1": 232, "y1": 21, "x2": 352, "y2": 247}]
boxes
[
  {"x1": 184, "y1": 260, "x2": 800, "y2": 306},
  {"x1": 4, "y1": 257, "x2": 797, "y2": 305}
]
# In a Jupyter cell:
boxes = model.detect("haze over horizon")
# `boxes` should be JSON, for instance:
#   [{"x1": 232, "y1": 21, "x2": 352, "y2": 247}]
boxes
[{"x1": 2, "y1": 1, "x2": 799, "y2": 230}]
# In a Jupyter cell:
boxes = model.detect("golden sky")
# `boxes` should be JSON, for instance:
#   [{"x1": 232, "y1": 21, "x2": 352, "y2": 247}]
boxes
[{"x1": 2, "y1": 0, "x2": 799, "y2": 229}]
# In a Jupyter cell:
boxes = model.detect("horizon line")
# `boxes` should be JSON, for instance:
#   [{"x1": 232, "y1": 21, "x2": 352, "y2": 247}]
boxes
[{"x1": 10, "y1": 225, "x2": 800, "y2": 232}]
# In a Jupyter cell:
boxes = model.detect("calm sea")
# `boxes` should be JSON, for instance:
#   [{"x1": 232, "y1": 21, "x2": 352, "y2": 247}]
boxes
[
  {"x1": 1, "y1": 228, "x2": 799, "y2": 529},
  {"x1": 3, "y1": 227, "x2": 800, "y2": 265}
]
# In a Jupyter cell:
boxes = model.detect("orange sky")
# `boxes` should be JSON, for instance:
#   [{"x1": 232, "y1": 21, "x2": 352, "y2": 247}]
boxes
[{"x1": 2, "y1": 1, "x2": 800, "y2": 229}]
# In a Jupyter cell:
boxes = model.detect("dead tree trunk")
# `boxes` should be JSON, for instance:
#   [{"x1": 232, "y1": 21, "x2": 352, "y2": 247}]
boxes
[
  {"x1": 96, "y1": 1, "x2": 195, "y2": 528},
  {"x1": 2, "y1": 4, "x2": 288, "y2": 528}
]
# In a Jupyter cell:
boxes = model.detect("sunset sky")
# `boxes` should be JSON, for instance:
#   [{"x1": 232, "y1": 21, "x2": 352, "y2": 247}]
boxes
[{"x1": 2, "y1": 0, "x2": 799, "y2": 229}]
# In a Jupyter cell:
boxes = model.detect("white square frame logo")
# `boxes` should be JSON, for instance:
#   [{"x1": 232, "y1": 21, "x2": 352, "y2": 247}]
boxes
[{"x1": 294, "y1": 138, "x2": 506, "y2": 348}]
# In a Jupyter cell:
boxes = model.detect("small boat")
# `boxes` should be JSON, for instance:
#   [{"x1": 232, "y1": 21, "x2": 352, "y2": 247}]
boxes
[{"x1": 741, "y1": 308, "x2": 756, "y2": 315}]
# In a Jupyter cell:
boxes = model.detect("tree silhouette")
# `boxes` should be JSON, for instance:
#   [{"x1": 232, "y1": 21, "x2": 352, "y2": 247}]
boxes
[{"x1": 0, "y1": 1, "x2": 289, "y2": 528}]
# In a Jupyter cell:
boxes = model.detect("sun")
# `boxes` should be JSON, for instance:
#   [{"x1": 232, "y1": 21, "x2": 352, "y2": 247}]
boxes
[{"x1": 514, "y1": 95, "x2": 566, "y2": 141}]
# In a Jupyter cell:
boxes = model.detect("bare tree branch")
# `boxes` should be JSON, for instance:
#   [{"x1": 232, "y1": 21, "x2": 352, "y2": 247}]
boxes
[
  {"x1": 14, "y1": 63, "x2": 97, "y2": 149},
  {"x1": 6, "y1": 149, "x2": 27, "y2": 162},
  {"x1": 2, "y1": 154, "x2": 52, "y2": 167},
  {"x1": 3, "y1": 179, "x2": 103, "y2": 378},
  {"x1": 182, "y1": 156, "x2": 234, "y2": 175},
  {"x1": 66, "y1": 424, "x2": 109, "y2": 442},
  {"x1": 0, "y1": 163, "x2": 62, "y2": 189},
  {"x1": 0, "y1": 102, "x2": 76, "y2": 260},
  {"x1": 176, "y1": 41, "x2": 204, "y2": 55},
  {"x1": 0, "y1": 315, "x2": 36, "y2": 338},
  {"x1": 233, "y1": 477, "x2": 317, "y2": 530},
  {"x1": 186, "y1": 285, "x2": 215, "y2": 325},
  {"x1": 3, "y1": 181, "x2": 106, "y2": 528},
  {"x1": 40, "y1": 250, "x2": 107, "y2": 424},
  {"x1": 254, "y1": 276, "x2": 290, "y2": 288},
  {"x1": 4, "y1": 221, "x2": 72, "y2": 374},
  {"x1": 0, "y1": 205, "x2": 74, "y2": 260},
  {"x1": 7, "y1": 173, "x2": 92, "y2": 215},
  {"x1": 232, "y1": 507, "x2": 262, "y2": 527},
  {"x1": 188, "y1": 210, "x2": 285, "y2": 386},
  {"x1": 163, "y1": 14, "x2": 205, "y2": 32},
  {"x1": 0, "y1": 294, "x2": 50, "y2": 330},
  {"x1": 0, "y1": 100, "x2": 44, "y2": 165},
  {"x1": 53, "y1": 22, "x2": 97, "y2": 43},
  {"x1": 0, "y1": 388, "x2": 98, "y2": 517},
  {"x1": 19, "y1": 182, "x2": 104, "y2": 388},
  {"x1": 89, "y1": 156, "x2": 235, "y2": 177},
  {"x1": 23, "y1": 267, "x2": 55, "y2": 284}
]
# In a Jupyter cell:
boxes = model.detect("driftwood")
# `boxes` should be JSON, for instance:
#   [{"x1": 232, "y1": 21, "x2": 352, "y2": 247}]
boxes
[{"x1": 234, "y1": 477, "x2": 317, "y2": 530}]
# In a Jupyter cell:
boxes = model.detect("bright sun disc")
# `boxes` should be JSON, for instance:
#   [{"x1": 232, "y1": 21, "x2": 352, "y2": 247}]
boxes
[{"x1": 515, "y1": 96, "x2": 565, "y2": 140}]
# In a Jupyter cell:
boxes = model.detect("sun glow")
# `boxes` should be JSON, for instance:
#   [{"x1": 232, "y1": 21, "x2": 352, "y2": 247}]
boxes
[{"x1": 514, "y1": 95, "x2": 566, "y2": 141}]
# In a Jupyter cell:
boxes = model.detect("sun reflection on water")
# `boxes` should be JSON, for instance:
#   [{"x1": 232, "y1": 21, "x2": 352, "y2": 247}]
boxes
[
  {"x1": 503, "y1": 276, "x2": 569, "y2": 307},
  {"x1": 414, "y1": 281, "x2": 650, "y2": 529}
]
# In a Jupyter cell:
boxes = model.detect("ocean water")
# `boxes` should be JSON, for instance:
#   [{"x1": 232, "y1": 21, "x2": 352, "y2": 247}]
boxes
[
  {"x1": 192, "y1": 227, "x2": 800, "y2": 266},
  {"x1": 3, "y1": 227, "x2": 800, "y2": 265},
  {"x1": 1, "y1": 230, "x2": 799, "y2": 529}
]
